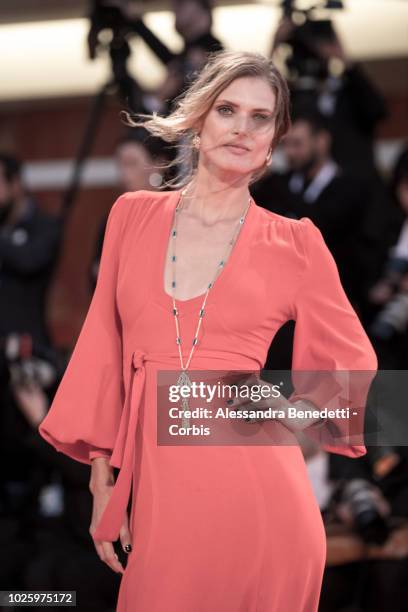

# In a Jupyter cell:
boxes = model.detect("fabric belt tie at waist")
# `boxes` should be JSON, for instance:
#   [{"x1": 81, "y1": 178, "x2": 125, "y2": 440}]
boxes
[
  {"x1": 91, "y1": 349, "x2": 259, "y2": 542},
  {"x1": 92, "y1": 349, "x2": 147, "y2": 542}
]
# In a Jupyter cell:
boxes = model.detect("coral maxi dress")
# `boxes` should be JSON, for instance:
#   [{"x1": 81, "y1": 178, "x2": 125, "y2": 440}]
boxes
[{"x1": 38, "y1": 189, "x2": 378, "y2": 612}]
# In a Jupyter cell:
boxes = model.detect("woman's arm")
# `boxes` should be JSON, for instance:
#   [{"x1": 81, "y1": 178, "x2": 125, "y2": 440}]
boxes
[
  {"x1": 38, "y1": 193, "x2": 133, "y2": 465},
  {"x1": 89, "y1": 457, "x2": 131, "y2": 574},
  {"x1": 287, "y1": 217, "x2": 378, "y2": 456},
  {"x1": 89, "y1": 456, "x2": 115, "y2": 492}
]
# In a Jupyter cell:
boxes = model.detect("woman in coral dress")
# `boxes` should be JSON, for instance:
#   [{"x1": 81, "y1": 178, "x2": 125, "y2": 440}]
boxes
[{"x1": 38, "y1": 50, "x2": 378, "y2": 611}]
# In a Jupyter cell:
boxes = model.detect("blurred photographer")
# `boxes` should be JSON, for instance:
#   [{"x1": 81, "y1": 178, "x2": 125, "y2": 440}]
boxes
[
  {"x1": 0, "y1": 154, "x2": 62, "y2": 348},
  {"x1": 270, "y1": 12, "x2": 388, "y2": 183},
  {"x1": 317, "y1": 445, "x2": 408, "y2": 612},
  {"x1": 143, "y1": 0, "x2": 223, "y2": 115},
  {"x1": 0, "y1": 152, "x2": 62, "y2": 586},
  {"x1": 368, "y1": 147, "x2": 408, "y2": 366}
]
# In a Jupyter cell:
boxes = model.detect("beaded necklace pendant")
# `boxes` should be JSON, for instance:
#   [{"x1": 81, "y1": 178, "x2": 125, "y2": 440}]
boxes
[{"x1": 170, "y1": 187, "x2": 252, "y2": 427}]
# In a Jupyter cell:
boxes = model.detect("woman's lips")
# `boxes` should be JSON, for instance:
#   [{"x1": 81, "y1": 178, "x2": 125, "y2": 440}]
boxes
[{"x1": 224, "y1": 144, "x2": 249, "y2": 154}]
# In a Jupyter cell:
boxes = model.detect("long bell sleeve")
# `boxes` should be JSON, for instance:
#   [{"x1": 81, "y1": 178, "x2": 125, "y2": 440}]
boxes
[
  {"x1": 38, "y1": 194, "x2": 130, "y2": 465},
  {"x1": 288, "y1": 217, "x2": 378, "y2": 458}
]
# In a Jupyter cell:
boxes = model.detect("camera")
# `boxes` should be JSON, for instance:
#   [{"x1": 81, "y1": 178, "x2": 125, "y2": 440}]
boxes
[{"x1": 279, "y1": 0, "x2": 344, "y2": 82}]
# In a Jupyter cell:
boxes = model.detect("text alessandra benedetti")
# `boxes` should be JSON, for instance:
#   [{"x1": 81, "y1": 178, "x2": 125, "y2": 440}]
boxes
[
  {"x1": 168, "y1": 407, "x2": 352, "y2": 420},
  {"x1": 217, "y1": 407, "x2": 352, "y2": 420}
]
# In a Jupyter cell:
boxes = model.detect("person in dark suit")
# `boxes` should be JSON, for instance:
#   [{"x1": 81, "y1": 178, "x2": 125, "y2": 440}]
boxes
[
  {"x1": 0, "y1": 154, "x2": 62, "y2": 348},
  {"x1": 0, "y1": 152, "x2": 62, "y2": 510}
]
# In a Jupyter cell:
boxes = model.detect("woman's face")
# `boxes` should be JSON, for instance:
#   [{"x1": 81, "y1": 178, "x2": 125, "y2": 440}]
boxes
[{"x1": 197, "y1": 76, "x2": 277, "y2": 181}]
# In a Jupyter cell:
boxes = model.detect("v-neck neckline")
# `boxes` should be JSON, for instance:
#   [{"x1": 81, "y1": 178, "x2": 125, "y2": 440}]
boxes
[{"x1": 155, "y1": 188, "x2": 257, "y2": 312}]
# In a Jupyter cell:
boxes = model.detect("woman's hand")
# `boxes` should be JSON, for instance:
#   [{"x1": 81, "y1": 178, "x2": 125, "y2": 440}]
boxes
[
  {"x1": 89, "y1": 458, "x2": 133, "y2": 574},
  {"x1": 228, "y1": 373, "x2": 323, "y2": 431}
]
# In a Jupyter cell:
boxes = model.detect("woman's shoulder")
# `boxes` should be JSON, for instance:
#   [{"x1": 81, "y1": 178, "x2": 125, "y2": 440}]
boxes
[
  {"x1": 256, "y1": 204, "x2": 313, "y2": 229},
  {"x1": 112, "y1": 188, "x2": 176, "y2": 222},
  {"x1": 115, "y1": 188, "x2": 173, "y2": 208},
  {"x1": 253, "y1": 204, "x2": 318, "y2": 250}
]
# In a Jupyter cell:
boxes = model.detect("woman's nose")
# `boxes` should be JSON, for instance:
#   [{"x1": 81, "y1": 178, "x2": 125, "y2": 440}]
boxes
[{"x1": 231, "y1": 114, "x2": 251, "y2": 134}]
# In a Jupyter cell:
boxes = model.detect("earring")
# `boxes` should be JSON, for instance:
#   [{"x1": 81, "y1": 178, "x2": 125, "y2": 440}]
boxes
[
  {"x1": 192, "y1": 134, "x2": 201, "y2": 149},
  {"x1": 265, "y1": 148, "x2": 273, "y2": 166}
]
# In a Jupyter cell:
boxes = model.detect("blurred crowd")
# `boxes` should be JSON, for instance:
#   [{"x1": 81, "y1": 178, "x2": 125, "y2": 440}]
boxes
[{"x1": 0, "y1": 2, "x2": 407, "y2": 611}]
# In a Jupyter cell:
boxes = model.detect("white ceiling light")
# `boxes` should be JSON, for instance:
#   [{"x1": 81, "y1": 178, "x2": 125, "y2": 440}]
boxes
[{"x1": 0, "y1": 1, "x2": 406, "y2": 102}]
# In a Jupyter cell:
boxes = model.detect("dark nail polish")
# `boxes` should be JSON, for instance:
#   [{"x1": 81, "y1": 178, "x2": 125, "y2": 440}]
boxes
[{"x1": 124, "y1": 544, "x2": 132, "y2": 553}]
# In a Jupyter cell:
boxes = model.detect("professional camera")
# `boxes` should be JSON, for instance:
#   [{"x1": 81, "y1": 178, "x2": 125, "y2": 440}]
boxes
[
  {"x1": 335, "y1": 478, "x2": 390, "y2": 545},
  {"x1": 0, "y1": 333, "x2": 59, "y2": 390},
  {"x1": 278, "y1": 0, "x2": 344, "y2": 82}
]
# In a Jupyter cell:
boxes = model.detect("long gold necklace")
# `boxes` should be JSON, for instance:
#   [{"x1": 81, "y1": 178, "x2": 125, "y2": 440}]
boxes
[{"x1": 169, "y1": 187, "x2": 252, "y2": 428}]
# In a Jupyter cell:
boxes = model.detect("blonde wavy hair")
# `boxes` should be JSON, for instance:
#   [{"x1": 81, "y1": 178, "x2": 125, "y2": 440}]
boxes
[{"x1": 121, "y1": 49, "x2": 291, "y2": 189}]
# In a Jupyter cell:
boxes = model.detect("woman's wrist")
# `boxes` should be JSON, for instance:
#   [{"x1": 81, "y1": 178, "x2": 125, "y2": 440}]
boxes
[
  {"x1": 89, "y1": 457, "x2": 115, "y2": 493},
  {"x1": 279, "y1": 399, "x2": 326, "y2": 432}
]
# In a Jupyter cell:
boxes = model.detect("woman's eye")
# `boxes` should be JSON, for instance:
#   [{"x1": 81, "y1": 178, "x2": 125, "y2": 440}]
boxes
[
  {"x1": 217, "y1": 106, "x2": 233, "y2": 114},
  {"x1": 254, "y1": 114, "x2": 269, "y2": 121}
]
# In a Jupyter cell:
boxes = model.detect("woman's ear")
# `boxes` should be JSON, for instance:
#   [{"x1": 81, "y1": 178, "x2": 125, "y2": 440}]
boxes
[
  {"x1": 193, "y1": 116, "x2": 205, "y2": 136},
  {"x1": 267, "y1": 141, "x2": 276, "y2": 160}
]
